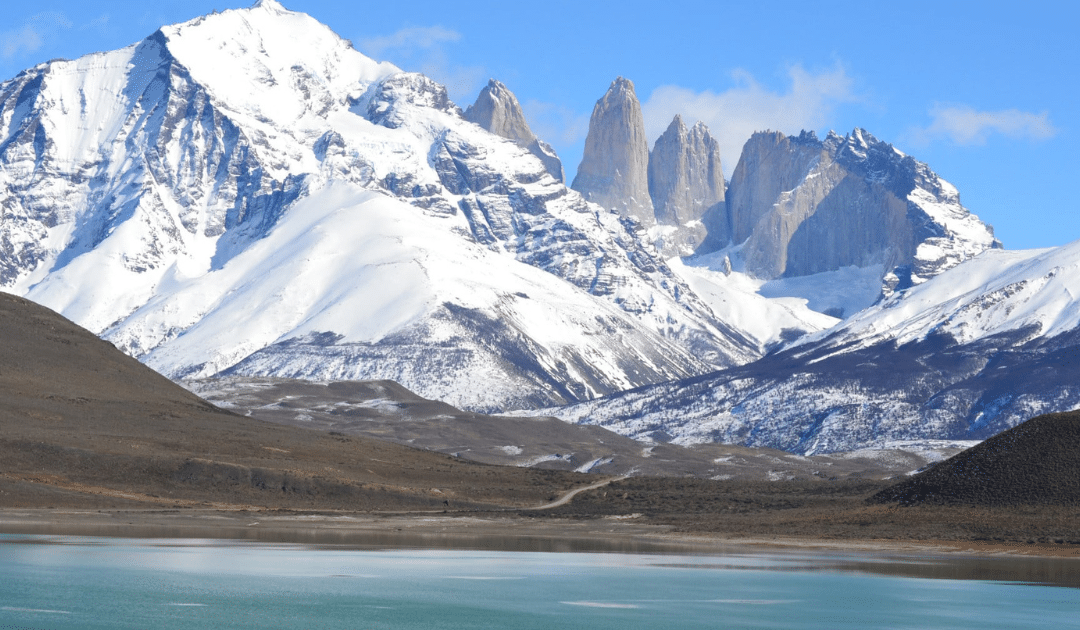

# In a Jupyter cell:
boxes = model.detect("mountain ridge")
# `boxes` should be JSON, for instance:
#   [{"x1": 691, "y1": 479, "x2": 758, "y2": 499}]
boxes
[{"x1": 702, "y1": 128, "x2": 1000, "y2": 296}]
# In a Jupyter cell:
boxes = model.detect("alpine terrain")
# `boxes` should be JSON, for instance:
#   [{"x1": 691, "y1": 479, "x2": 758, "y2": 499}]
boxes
[
  {"x1": 546, "y1": 239, "x2": 1080, "y2": 453},
  {"x1": 1, "y1": 0, "x2": 1076, "y2": 455}
]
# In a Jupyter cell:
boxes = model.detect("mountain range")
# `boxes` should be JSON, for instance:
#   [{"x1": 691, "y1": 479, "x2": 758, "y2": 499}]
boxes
[
  {"x1": 0, "y1": 0, "x2": 757, "y2": 413},
  {"x1": 1, "y1": 0, "x2": 1076, "y2": 453}
]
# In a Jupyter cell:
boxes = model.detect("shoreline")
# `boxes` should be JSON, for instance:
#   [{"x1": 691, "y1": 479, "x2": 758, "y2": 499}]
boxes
[{"x1": 2, "y1": 508, "x2": 1078, "y2": 560}]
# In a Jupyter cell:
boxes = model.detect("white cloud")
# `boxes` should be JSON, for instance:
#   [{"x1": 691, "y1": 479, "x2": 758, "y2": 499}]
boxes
[
  {"x1": 418, "y1": 54, "x2": 486, "y2": 105},
  {"x1": 81, "y1": 15, "x2": 111, "y2": 36},
  {"x1": 910, "y1": 104, "x2": 1058, "y2": 146},
  {"x1": 1, "y1": 12, "x2": 75, "y2": 61},
  {"x1": 640, "y1": 64, "x2": 858, "y2": 174},
  {"x1": 355, "y1": 26, "x2": 484, "y2": 104}
]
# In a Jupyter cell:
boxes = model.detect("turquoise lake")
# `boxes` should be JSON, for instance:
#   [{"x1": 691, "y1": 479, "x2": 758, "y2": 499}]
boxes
[{"x1": 2, "y1": 535, "x2": 1078, "y2": 629}]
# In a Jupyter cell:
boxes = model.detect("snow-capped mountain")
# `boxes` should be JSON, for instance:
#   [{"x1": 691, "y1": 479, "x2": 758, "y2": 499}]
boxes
[
  {"x1": 3, "y1": 0, "x2": 1073, "y2": 450},
  {"x1": 0, "y1": 0, "x2": 759, "y2": 412},
  {"x1": 540, "y1": 240, "x2": 1080, "y2": 453}
]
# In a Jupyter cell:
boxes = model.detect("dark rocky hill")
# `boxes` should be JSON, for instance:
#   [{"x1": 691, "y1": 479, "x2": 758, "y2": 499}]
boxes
[
  {"x1": 0, "y1": 291, "x2": 594, "y2": 511},
  {"x1": 869, "y1": 411, "x2": 1080, "y2": 507}
]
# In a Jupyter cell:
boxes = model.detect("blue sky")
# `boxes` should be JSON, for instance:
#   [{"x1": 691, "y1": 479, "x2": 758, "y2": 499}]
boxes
[{"x1": 2, "y1": 0, "x2": 1076, "y2": 250}]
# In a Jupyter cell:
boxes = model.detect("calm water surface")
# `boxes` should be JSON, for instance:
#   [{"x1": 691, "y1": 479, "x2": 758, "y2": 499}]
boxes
[{"x1": 1, "y1": 535, "x2": 1078, "y2": 629}]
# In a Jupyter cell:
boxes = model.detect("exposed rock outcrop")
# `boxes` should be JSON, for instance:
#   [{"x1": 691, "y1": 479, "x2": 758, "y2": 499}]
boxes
[
  {"x1": 571, "y1": 77, "x2": 654, "y2": 226},
  {"x1": 648, "y1": 116, "x2": 725, "y2": 226},
  {"x1": 648, "y1": 115, "x2": 726, "y2": 254},
  {"x1": 870, "y1": 411, "x2": 1080, "y2": 506},
  {"x1": 464, "y1": 79, "x2": 564, "y2": 182},
  {"x1": 701, "y1": 129, "x2": 1000, "y2": 293}
]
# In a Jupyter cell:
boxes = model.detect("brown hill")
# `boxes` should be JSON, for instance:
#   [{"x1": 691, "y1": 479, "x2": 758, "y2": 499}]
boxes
[
  {"x1": 0, "y1": 292, "x2": 594, "y2": 511},
  {"x1": 869, "y1": 411, "x2": 1080, "y2": 507},
  {"x1": 5, "y1": 291, "x2": 1079, "y2": 552}
]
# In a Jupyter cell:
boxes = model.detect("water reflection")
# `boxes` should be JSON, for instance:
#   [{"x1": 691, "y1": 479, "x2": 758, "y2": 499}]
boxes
[
  {"x1": 3, "y1": 533, "x2": 1079, "y2": 588},
  {"x1": 0, "y1": 525, "x2": 697, "y2": 553}
]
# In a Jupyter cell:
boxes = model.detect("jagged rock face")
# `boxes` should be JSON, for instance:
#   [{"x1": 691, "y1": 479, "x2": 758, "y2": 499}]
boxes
[
  {"x1": 464, "y1": 79, "x2": 564, "y2": 183},
  {"x1": 366, "y1": 73, "x2": 463, "y2": 129},
  {"x1": 0, "y1": 3, "x2": 760, "y2": 413},
  {"x1": 571, "y1": 77, "x2": 654, "y2": 226},
  {"x1": 647, "y1": 116, "x2": 725, "y2": 255},
  {"x1": 702, "y1": 129, "x2": 1000, "y2": 292},
  {"x1": 702, "y1": 131, "x2": 822, "y2": 253},
  {"x1": 648, "y1": 116, "x2": 725, "y2": 225},
  {"x1": 525, "y1": 138, "x2": 565, "y2": 185}
]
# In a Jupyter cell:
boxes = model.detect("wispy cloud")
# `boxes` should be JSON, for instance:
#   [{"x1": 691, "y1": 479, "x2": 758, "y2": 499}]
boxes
[
  {"x1": 0, "y1": 25, "x2": 44, "y2": 60},
  {"x1": 355, "y1": 26, "x2": 484, "y2": 103},
  {"x1": 357, "y1": 26, "x2": 461, "y2": 57},
  {"x1": 640, "y1": 63, "x2": 859, "y2": 173},
  {"x1": 521, "y1": 99, "x2": 591, "y2": 145},
  {"x1": 909, "y1": 104, "x2": 1058, "y2": 146},
  {"x1": 81, "y1": 15, "x2": 111, "y2": 37}
]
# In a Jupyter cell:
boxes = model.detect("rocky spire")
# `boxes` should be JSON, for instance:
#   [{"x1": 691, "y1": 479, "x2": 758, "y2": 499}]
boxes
[
  {"x1": 648, "y1": 116, "x2": 725, "y2": 227},
  {"x1": 571, "y1": 77, "x2": 654, "y2": 225},
  {"x1": 465, "y1": 79, "x2": 564, "y2": 183}
]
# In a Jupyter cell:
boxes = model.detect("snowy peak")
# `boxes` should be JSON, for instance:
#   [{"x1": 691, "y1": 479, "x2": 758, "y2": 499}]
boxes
[
  {"x1": 250, "y1": 0, "x2": 289, "y2": 11},
  {"x1": 825, "y1": 128, "x2": 949, "y2": 206},
  {"x1": 158, "y1": 1, "x2": 398, "y2": 131},
  {"x1": 810, "y1": 239, "x2": 1080, "y2": 351}
]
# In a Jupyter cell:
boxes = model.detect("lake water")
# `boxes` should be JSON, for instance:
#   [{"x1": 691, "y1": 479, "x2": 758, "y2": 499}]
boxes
[{"x1": 2, "y1": 535, "x2": 1078, "y2": 629}]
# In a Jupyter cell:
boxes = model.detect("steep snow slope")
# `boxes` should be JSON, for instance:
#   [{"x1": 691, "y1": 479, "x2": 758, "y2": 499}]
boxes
[
  {"x1": 794, "y1": 243, "x2": 1080, "y2": 352},
  {"x1": 0, "y1": 1, "x2": 758, "y2": 412},
  {"x1": 541, "y1": 242, "x2": 1080, "y2": 453}
]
